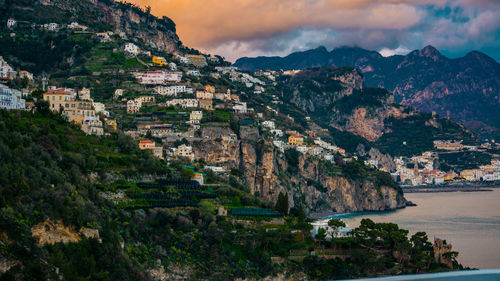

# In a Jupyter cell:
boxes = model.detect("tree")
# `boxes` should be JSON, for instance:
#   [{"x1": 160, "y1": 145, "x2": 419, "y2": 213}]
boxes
[
  {"x1": 315, "y1": 227, "x2": 327, "y2": 241},
  {"x1": 328, "y1": 218, "x2": 346, "y2": 238},
  {"x1": 274, "y1": 192, "x2": 288, "y2": 215}
]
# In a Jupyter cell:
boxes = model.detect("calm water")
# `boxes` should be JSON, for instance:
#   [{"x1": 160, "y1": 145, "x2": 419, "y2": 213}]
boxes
[{"x1": 336, "y1": 188, "x2": 500, "y2": 269}]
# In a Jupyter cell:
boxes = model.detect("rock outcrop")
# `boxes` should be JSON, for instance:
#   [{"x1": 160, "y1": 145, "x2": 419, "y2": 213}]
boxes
[{"x1": 31, "y1": 220, "x2": 100, "y2": 246}]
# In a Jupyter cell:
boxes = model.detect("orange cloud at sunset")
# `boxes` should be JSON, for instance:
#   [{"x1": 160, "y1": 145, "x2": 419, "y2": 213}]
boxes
[
  {"x1": 124, "y1": 0, "x2": 423, "y2": 47},
  {"x1": 122, "y1": 0, "x2": 500, "y2": 62}
]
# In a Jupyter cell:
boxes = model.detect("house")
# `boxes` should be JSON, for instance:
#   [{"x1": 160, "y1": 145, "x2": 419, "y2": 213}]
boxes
[
  {"x1": 96, "y1": 32, "x2": 113, "y2": 42},
  {"x1": 0, "y1": 84, "x2": 25, "y2": 110},
  {"x1": 192, "y1": 172, "x2": 204, "y2": 185},
  {"x1": 185, "y1": 69, "x2": 201, "y2": 76},
  {"x1": 81, "y1": 116, "x2": 103, "y2": 136},
  {"x1": 18, "y1": 70, "x2": 34, "y2": 81},
  {"x1": 0, "y1": 56, "x2": 17, "y2": 80},
  {"x1": 139, "y1": 95, "x2": 155, "y2": 103},
  {"x1": 185, "y1": 54, "x2": 207, "y2": 67},
  {"x1": 204, "y1": 166, "x2": 226, "y2": 173},
  {"x1": 154, "y1": 85, "x2": 187, "y2": 96},
  {"x1": 175, "y1": 54, "x2": 190, "y2": 64},
  {"x1": 262, "y1": 120, "x2": 275, "y2": 130},
  {"x1": 165, "y1": 99, "x2": 198, "y2": 109},
  {"x1": 139, "y1": 139, "x2": 164, "y2": 159},
  {"x1": 233, "y1": 103, "x2": 247, "y2": 113},
  {"x1": 7, "y1": 18, "x2": 16, "y2": 29},
  {"x1": 273, "y1": 140, "x2": 285, "y2": 153},
  {"x1": 44, "y1": 23, "x2": 59, "y2": 31},
  {"x1": 105, "y1": 119, "x2": 117, "y2": 131},
  {"x1": 198, "y1": 99, "x2": 213, "y2": 111},
  {"x1": 127, "y1": 99, "x2": 142, "y2": 114},
  {"x1": 173, "y1": 144, "x2": 194, "y2": 160},
  {"x1": 78, "y1": 88, "x2": 91, "y2": 100},
  {"x1": 134, "y1": 70, "x2": 182, "y2": 84},
  {"x1": 67, "y1": 22, "x2": 88, "y2": 31},
  {"x1": 204, "y1": 85, "x2": 215, "y2": 93},
  {"x1": 93, "y1": 102, "x2": 105, "y2": 114},
  {"x1": 196, "y1": 91, "x2": 214, "y2": 100},
  {"x1": 288, "y1": 135, "x2": 304, "y2": 145},
  {"x1": 296, "y1": 145, "x2": 308, "y2": 153},
  {"x1": 139, "y1": 139, "x2": 155, "y2": 149},
  {"x1": 124, "y1": 43, "x2": 140, "y2": 55},
  {"x1": 43, "y1": 89, "x2": 76, "y2": 111},
  {"x1": 152, "y1": 56, "x2": 167, "y2": 66},
  {"x1": 189, "y1": 111, "x2": 203, "y2": 124}
]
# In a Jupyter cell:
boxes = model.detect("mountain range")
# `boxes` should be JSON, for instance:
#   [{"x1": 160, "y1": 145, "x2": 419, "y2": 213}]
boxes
[{"x1": 234, "y1": 46, "x2": 500, "y2": 138}]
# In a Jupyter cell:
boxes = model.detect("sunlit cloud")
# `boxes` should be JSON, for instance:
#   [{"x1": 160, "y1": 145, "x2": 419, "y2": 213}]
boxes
[{"x1": 124, "y1": 0, "x2": 500, "y2": 62}]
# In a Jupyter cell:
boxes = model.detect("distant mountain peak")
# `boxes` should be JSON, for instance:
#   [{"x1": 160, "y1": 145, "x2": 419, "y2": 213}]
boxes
[{"x1": 413, "y1": 45, "x2": 443, "y2": 60}]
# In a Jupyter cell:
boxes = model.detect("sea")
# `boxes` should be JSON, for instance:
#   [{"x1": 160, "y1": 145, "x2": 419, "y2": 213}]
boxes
[{"x1": 325, "y1": 188, "x2": 500, "y2": 269}]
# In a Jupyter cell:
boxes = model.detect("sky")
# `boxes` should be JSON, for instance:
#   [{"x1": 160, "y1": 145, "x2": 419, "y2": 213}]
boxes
[{"x1": 124, "y1": 0, "x2": 500, "y2": 62}]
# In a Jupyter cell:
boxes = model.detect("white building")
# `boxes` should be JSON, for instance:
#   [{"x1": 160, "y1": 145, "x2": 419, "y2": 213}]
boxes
[
  {"x1": 134, "y1": 71, "x2": 182, "y2": 84},
  {"x1": 172, "y1": 144, "x2": 194, "y2": 160},
  {"x1": 165, "y1": 99, "x2": 198, "y2": 109},
  {"x1": 262, "y1": 120, "x2": 275, "y2": 130},
  {"x1": 154, "y1": 85, "x2": 187, "y2": 96},
  {"x1": 204, "y1": 166, "x2": 226, "y2": 173},
  {"x1": 124, "y1": 43, "x2": 140, "y2": 55},
  {"x1": 0, "y1": 57, "x2": 16, "y2": 80},
  {"x1": 0, "y1": 84, "x2": 25, "y2": 110},
  {"x1": 185, "y1": 70, "x2": 201, "y2": 77},
  {"x1": 233, "y1": 103, "x2": 247, "y2": 113},
  {"x1": 7, "y1": 18, "x2": 16, "y2": 29}
]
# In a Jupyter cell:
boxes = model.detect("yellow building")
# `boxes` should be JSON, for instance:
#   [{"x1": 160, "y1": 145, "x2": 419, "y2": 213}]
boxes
[
  {"x1": 288, "y1": 135, "x2": 304, "y2": 145},
  {"x1": 152, "y1": 56, "x2": 167, "y2": 66},
  {"x1": 204, "y1": 85, "x2": 215, "y2": 93},
  {"x1": 139, "y1": 95, "x2": 155, "y2": 103},
  {"x1": 43, "y1": 89, "x2": 74, "y2": 111},
  {"x1": 106, "y1": 119, "x2": 117, "y2": 131}
]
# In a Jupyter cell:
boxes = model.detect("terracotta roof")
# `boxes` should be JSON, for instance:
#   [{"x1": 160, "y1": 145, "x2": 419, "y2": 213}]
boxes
[
  {"x1": 44, "y1": 89, "x2": 72, "y2": 95},
  {"x1": 140, "y1": 139, "x2": 153, "y2": 144}
]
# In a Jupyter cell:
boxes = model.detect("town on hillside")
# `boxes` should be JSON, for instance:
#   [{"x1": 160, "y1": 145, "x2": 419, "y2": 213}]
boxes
[{"x1": 1, "y1": 17, "x2": 499, "y2": 188}]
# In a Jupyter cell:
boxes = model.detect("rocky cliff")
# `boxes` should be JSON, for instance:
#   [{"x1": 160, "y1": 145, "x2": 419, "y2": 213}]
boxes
[
  {"x1": 279, "y1": 66, "x2": 477, "y2": 157},
  {"x1": 193, "y1": 124, "x2": 406, "y2": 215},
  {"x1": 2, "y1": 0, "x2": 182, "y2": 53}
]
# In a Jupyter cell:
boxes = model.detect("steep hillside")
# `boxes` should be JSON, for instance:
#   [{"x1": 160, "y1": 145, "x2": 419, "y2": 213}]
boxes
[
  {"x1": 0, "y1": 0, "x2": 181, "y2": 74},
  {"x1": 235, "y1": 46, "x2": 500, "y2": 138},
  {"x1": 277, "y1": 66, "x2": 477, "y2": 156}
]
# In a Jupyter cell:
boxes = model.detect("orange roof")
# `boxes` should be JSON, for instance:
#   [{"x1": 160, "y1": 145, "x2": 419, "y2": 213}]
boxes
[
  {"x1": 44, "y1": 89, "x2": 72, "y2": 95},
  {"x1": 140, "y1": 139, "x2": 153, "y2": 144}
]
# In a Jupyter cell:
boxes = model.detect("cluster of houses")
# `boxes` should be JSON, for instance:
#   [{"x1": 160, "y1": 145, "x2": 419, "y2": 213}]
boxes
[
  {"x1": 6, "y1": 18, "x2": 88, "y2": 33},
  {"x1": 0, "y1": 56, "x2": 33, "y2": 81},
  {"x1": 260, "y1": 119, "x2": 347, "y2": 162},
  {"x1": 390, "y1": 148, "x2": 500, "y2": 186},
  {"x1": 42, "y1": 87, "x2": 116, "y2": 136}
]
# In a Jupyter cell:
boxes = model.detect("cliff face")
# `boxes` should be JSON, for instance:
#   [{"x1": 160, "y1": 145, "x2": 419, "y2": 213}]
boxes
[{"x1": 193, "y1": 126, "x2": 406, "y2": 215}]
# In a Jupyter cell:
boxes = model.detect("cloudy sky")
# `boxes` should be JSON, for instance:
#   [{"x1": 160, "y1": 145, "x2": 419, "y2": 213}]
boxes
[{"x1": 124, "y1": 0, "x2": 500, "y2": 62}]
